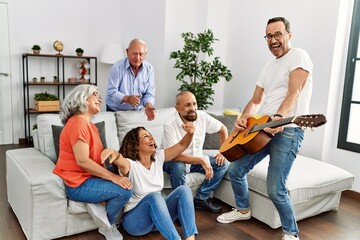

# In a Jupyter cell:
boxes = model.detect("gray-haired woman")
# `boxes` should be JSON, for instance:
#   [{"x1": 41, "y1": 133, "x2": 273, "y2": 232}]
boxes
[{"x1": 53, "y1": 84, "x2": 132, "y2": 240}]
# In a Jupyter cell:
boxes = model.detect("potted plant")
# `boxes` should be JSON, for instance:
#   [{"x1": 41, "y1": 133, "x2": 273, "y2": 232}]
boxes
[
  {"x1": 32, "y1": 45, "x2": 41, "y2": 54},
  {"x1": 34, "y1": 92, "x2": 60, "y2": 112},
  {"x1": 75, "y1": 48, "x2": 84, "y2": 56},
  {"x1": 170, "y1": 29, "x2": 232, "y2": 110}
]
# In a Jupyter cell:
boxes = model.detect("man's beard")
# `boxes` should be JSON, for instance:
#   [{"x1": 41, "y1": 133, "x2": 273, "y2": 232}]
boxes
[{"x1": 182, "y1": 110, "x2": 197, "y2": 122}]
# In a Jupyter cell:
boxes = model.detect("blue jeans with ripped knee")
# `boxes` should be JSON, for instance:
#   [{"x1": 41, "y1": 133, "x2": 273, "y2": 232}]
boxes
[{"x1": 228, "y1": 127, "x2": 304, "y2": 236}]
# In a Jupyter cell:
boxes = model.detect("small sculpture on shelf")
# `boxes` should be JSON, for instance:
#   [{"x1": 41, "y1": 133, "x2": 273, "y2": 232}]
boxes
[
  {"x1": 77, "y1": 60, "x2": 90, "y2": 83},
  {"x1": 75, "y1": 48, "x2": 84, "y2": 56},
  {"x1": 31, "y1": 45, "x2": 41, "y2": 55}
]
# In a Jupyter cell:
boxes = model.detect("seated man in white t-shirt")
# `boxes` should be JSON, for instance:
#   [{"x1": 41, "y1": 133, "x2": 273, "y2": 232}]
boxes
[{"x1": 162, "y1": 91, "x2": 230, "y2": 212}]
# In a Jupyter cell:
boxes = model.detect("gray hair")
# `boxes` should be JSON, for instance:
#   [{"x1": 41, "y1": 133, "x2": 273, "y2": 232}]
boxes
[
  {"x1": 127, "y1": 39, "x2": 147, "y2": 52},
  {"x1": 60, "y1": 84, "x2": 98, "y2": 125}
]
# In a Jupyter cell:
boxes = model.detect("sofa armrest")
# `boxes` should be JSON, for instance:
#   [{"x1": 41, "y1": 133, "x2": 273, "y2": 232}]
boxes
[{"x1": 6, "y1": 148, "x2": 67, "y2": 239}]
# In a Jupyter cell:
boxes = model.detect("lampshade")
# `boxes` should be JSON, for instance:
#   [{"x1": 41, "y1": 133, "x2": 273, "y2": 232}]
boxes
[{"x1": 100, "y1": 43, "x2": 124, "y2": 64}]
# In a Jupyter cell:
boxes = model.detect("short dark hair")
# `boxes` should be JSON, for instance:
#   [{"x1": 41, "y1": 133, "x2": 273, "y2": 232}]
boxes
[{"x1": 267, "y1": 17, "x2": 291, "y2": 33}]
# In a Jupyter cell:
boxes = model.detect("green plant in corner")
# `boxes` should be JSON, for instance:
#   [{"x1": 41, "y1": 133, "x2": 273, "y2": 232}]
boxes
[
  {"x1": 170, "y1": 29, "x2": 232, "y2": 110},
  {"x1": 34, "y1": 92, "x2": 59, "y2": 101}
]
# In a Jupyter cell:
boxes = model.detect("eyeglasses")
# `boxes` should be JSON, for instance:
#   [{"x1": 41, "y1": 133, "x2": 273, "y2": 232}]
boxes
[
  {"x1": 92, "y1": 91, "x2": 102, "y2": 100},
  {"x1": 264, "y1": 32, "x2": 288, "y2": 41}
]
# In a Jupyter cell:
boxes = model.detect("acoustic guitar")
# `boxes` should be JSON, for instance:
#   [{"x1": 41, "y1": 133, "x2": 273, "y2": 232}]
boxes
[{"x1": 219, "y1": 114, "x2": 327, "y2": 162}]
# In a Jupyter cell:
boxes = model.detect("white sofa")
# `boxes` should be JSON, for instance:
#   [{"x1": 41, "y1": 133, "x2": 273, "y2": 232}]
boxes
[{"x1": 6, "y1": 108, "x2": 354, "y2": 239}]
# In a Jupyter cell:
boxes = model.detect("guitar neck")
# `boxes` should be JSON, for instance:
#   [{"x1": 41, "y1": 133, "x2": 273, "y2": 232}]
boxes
[{"x1": 251, "y1": 116, "x2": 296, "y2": 133}]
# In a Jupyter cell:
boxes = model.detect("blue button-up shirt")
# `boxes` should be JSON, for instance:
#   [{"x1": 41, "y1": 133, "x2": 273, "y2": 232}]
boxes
[{"x1": 106, "y1": 57, "x2": 155, "y2": 111}]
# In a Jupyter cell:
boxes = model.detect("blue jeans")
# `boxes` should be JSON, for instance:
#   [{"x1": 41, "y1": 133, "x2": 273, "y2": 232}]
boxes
[
  {"x1": 163, "y1": 156, "x2": 229, "y2": 200},
  {"x1": 65, "y1": 177, "x2": 133, "y2": 225},
  {"x1": 228, "y1": 127, "x2": 304, "y2": 235},
  {"x1": 122, "y1": 185, "x2": 198, "y2": 239}
]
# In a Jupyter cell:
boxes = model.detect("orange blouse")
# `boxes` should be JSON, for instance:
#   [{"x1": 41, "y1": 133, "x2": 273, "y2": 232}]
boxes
[{"x1": 53, "y1": 115, "x2": 103, "y2": 187}]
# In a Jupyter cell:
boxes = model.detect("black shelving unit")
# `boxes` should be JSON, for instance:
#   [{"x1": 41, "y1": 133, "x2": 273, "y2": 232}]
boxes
[{"x1": 22, "y1": 53, "x2": 97, "y2": 144}]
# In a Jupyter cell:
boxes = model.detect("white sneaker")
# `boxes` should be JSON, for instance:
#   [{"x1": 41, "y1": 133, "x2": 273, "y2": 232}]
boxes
[
  {"x1": 216, "y1": 208, "x2": 251, "y2": 223},
  {"x1": 282, "y1": 233, "x2": 299, "y2": 240},
  {"x1": 86, "y1": 203, "x2": 111, "y2": 229},
  {"x1": 99, "y1": 224, "x2": 123, "y2": 240}
]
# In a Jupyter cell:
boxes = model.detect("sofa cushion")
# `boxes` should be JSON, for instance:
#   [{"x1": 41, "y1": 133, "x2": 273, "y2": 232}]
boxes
[
  {"x1": 203, "y1": 114, "x2": 237, "y2": 149},
  {"x1": 37, "y1": 114, "x2": 63, "y2": 162},
  {"x1": 52, "y1": 121, "x2": 107, "y2": 161},
  {"x1": 225, "y1": 155, "x2": 354, "y2": 204},
  {"x1": 115, "y1": 108, "x2": 176, "y2": 148}
]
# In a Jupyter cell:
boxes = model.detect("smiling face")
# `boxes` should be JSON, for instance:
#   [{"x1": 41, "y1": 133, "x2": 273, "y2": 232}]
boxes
[
  {"x1": 87, "y1": 90, "x2": 102, "y2": 114},
  {"x1": 176, "y1": 91, "x2": 198, "y2": 122},
  {"x1": 138, "y1": 128, "x2": 157, "y2": 154},
  {"x1": 265, "y1": 21, "x2": 292, "y2": 58}
]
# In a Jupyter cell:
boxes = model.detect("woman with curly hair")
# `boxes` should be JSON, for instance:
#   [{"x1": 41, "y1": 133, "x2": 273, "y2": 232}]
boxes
[
  {"x1": 53, "y1": 84, "x2": 132, "y2": 240},
  {"x1": 101, "y1": 125, "x2": 198, "y2": 240}
]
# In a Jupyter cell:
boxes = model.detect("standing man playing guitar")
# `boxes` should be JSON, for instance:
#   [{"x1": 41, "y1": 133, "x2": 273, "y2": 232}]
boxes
[{"x1": 216, "y1": 17, "x2": 313, "y2": 240}]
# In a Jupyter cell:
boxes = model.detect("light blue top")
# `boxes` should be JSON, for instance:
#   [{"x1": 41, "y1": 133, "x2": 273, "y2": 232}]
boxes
[{"x1": 106, "y1": 57, "x2": 155, "y2": 111}]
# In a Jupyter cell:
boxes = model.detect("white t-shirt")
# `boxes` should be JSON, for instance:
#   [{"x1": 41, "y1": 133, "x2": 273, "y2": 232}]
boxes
[
  {"x1": 257, "y1": 48, "x2": 313, "y2": 117},
  {"x1": 124, "y1": 149, "x2": 165, "y2": 212},
  {"x1": 162, "y1": 110, "x2": 222, "y2": 158}
]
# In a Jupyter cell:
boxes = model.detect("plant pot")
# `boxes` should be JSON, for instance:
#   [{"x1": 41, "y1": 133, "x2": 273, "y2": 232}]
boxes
[
  {"x1": 33, "y1": 50, "x2": 40, "y2": 55},
  {"x1": 76, "y1": 52, "x2": 83, "y2": 57}
]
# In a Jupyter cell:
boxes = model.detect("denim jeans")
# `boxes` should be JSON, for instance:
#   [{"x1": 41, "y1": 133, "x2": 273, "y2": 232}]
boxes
[
  {"x1": 228, "y1": 127, "x2": 304, "y2": 235},
  {"x1": 163, "y1": 156, "x2": 229, "y2": 200},
  {"x1": 122, "y1": 185, "x2": 198, "y2": 239},
  {"x1": 65, "y1": 177, "x2": 133, "y2": 225}
]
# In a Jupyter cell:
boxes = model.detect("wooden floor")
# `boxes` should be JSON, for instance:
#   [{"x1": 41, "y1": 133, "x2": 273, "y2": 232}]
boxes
[{"x1": 1, "y1": 144, "x2": 360, "y2": 240}]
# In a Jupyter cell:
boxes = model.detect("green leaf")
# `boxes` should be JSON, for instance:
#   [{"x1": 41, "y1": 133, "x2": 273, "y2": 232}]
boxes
[{"x1": 170, "y1": 29, "x2": 233, "y2": 109}]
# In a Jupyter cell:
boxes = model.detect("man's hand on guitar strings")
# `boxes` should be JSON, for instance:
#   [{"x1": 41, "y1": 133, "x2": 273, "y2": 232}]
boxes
[
  {"x1": 235, "y1": 118, "x2": 248, "y2": 131},
  {"x1": 264, "y1": 126, "x2": 284, "y2": 136},
  {"x1": 265, "y1": 115, "x2": 284, "y2": 136}
]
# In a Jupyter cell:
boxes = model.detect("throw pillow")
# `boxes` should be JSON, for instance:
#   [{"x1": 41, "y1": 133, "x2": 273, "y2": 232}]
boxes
[
  {"x1": 203, "y1": 114, "x2": 238, "y2": 149},
  {"x1": 223, "y1": 109, "x2": 242, "y2": 117},
  {"x1": 52, "y1": 121, "x2": 107, "y2": 161}
]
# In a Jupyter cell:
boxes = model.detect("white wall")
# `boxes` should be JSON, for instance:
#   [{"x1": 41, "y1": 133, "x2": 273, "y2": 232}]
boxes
[{"x1": 6, "y1": 0, "x2": 359, "y2": 191}]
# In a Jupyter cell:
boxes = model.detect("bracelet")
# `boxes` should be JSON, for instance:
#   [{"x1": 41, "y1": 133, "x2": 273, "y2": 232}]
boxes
[{"x1": 273, "y1": 113, "x2": 283, "y2": 118}]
